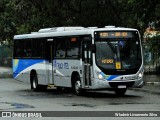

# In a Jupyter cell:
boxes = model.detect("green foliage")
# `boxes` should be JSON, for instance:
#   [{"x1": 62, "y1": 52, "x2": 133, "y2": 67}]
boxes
[
  {"x1": 146, "y1": 34, "x2": 160, "y2": 52},
  {"x1": 0, "y1": 0, "x2": 160, "y2": 45}
]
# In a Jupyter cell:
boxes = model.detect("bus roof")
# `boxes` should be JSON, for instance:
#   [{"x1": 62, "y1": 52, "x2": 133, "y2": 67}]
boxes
[{"x1": 14, "y1": 26, "x2": 138, "y2": 40}]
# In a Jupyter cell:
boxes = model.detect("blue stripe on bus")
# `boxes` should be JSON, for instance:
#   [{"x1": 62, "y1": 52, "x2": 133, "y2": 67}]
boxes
[
  {"x1": 106, "y1": 75, "x2": 120, "y2": 81},
  {"x1": 100, "y1": 72, "x2": 120, "y2": 81},
  {"x1": 13, "y1": 59, "x2": 44, "y2": 78}
]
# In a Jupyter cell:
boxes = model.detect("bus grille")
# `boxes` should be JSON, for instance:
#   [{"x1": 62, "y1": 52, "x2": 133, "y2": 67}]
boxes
[{"x1": 109, "y1": 81, "x2": 135, "y2": 88}]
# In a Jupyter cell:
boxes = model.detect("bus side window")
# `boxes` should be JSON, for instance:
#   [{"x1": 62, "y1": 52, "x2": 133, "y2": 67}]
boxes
[
  {"x1": 55, "y1": 38, "x2": 67, "y2": 58},
  {"x1": 23, "y1": 40, "x2": 32, "y2": 58},
  {"x1": 66, "y1": 37, "x2": 79, "y2": 58},
  {"x1": 32, "y1": 39, "x2": 45, "y2": 58},
  {"x1": 14, "y1": 40, "x2": 23, "y2": 58}
]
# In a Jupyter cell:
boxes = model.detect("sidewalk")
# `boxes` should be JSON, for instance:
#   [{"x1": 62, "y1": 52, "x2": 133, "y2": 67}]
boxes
[{"x1": 0, "y1": 67, "x2": 12, "y2": 78}]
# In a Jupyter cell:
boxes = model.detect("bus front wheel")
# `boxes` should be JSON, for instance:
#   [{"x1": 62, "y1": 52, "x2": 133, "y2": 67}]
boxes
[{"x1": 74, "y1": 76, "x2": 83, "y2": 95}]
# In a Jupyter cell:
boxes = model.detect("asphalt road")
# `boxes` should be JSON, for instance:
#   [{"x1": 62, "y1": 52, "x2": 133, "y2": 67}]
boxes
[{"x1": 0, "y1": 78, "x2": 160, "y2": 120}]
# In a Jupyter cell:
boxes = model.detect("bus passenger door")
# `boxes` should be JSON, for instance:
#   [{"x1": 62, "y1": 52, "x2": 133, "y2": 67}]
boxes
[{"x1": 83, "y1": 41, "x2": 92, "y2": 87}]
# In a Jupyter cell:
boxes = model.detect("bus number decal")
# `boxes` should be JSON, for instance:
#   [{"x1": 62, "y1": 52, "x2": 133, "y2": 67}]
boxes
[{"x1": 71, "y1": 66, "x2": 78, "y2": 69}]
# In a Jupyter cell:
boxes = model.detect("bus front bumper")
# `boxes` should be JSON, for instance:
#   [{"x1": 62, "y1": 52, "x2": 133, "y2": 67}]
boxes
[{"x1": 91, "y1": 78, "x2": 144, "y2": 90}]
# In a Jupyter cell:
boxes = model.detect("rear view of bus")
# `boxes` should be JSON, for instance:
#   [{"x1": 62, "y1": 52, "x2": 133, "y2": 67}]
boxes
[{"x1": 92, "y1": 28, "x2": 144, "y2": 95}]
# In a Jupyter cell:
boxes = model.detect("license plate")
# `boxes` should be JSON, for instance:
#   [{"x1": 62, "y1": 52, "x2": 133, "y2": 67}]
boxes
[{"x1": 118, "y1": 85, "x2": 126, "y2": 88}]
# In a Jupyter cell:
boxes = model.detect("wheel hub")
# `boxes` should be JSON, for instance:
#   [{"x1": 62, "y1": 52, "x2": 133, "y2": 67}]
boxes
[
  {"x1": 75, "y1": 81, "x2": 81, "y2": 93},
  {"x1": 32, "y1": 78, "x2": 37, "y2": 89}
]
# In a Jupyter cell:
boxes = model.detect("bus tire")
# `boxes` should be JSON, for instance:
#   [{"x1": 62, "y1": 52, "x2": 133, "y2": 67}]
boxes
[
  {"x1": 115, "y1": 88, "x2": 127, "y2": 96},
  {"x1": 31, "y1": 73, "x2": 40, "y2": 91},
  {"x1": 74, "y1": 76, "x2": 83, "y2": 95},
  {"x1": 31, "y1": 73, "x2": 47, "y2": 91}
]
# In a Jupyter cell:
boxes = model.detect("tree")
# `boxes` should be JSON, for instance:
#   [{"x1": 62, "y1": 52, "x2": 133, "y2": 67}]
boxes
[{"x1": 0, "y1": 0, "x2": 160, "y2": 45}]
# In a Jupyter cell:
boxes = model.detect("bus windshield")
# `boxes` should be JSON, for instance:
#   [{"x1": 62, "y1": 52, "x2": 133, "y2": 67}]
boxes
[{"x1": 95, "y1": 31, "x2": 142, "y2": 75}]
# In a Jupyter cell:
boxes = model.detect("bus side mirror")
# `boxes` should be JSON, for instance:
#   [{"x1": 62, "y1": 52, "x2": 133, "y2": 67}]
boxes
[{"x1": 92, "y1": 44, "x2": 96, "y2": 53}]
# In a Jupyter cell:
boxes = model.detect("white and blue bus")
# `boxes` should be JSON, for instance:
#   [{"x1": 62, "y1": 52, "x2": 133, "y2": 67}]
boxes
[{"x1": 13, "y1": 26, "x2": 144, "y2": 95}]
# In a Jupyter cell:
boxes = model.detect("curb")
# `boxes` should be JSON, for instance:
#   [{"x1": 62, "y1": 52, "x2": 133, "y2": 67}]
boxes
[{"x1": 145, "y1": 82, "x2": 160, "y2": 85}]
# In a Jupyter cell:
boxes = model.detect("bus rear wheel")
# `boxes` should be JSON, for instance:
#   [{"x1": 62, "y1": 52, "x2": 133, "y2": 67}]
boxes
[
  {"x1": 114, "y1": 88, "x2": 127, "y2": 96},
  {"x1": 31, "y1": 73, "x2": 47, "y2": 91},
  {"x1": 31, "y1": 74, "x2": 39, "y2": 91}
]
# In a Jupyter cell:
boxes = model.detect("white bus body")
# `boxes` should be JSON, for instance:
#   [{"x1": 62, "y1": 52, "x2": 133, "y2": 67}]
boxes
[{"x1": 13, "y1": 26, "x2": 144, "y2": 95}]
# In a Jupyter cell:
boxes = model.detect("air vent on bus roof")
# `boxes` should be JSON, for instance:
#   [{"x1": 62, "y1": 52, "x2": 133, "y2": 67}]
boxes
[
  {"x1": 88, "y1": 27, "x2": 98, "y2": 29},
  {"x1": 105, "y1": 26, "x2": 115, "y2": 28},
  {"x1": 38, "y1": 27, "x2": 84, "y2": 33}
]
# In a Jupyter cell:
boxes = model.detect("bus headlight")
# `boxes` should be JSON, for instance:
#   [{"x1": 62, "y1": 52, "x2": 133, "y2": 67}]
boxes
[
  {"x1": 96, "y1": 71, "x2": 105, "y2": 80},
  {"x1": 138, "y1": 73, "x2": 142, "y2": 78},
  {"x1": 98, "y1": 74, "x2": 104, "y2": 80},
  {"x1": 138, "y1": 72, "x2": 143, "y2": 79}
]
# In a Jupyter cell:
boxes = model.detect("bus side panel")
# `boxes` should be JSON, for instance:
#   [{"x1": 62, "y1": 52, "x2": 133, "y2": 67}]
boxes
[
  {"x1": 13, "y1": 59, "x2": 47, "y2": 85},
  {"x1": 13, "y1": 72, "x2": 30, "y2": 83},
  {"x1": 54, "y1": 59, "x2": 81, "y2": 87}
]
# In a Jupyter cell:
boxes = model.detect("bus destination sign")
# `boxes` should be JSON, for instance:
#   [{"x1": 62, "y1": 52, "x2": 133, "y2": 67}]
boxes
[{"x1": 98, "y1": 31, "x2": 134, "y2": 38}]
